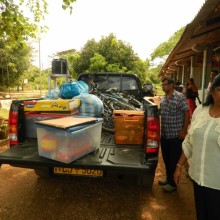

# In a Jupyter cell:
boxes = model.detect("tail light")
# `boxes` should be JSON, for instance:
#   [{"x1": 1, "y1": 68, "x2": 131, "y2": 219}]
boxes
[
  {"x1": 8, "y1": 111, "x2": 19, "y2": 146},
  {"x1": 145, "y1": 116, "x2": 160, "y2": 153}
]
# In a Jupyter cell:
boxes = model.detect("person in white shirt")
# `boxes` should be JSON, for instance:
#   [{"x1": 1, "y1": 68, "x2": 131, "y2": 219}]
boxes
[{"x1": 174, "y1": 74, "x2": 220, "y2": 220}]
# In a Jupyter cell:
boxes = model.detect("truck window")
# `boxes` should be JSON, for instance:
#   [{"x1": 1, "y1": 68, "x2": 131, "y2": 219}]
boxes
[
  {"x1": 91, "y1": 74, "x2": 141, "y2": 100},
  {"x1": 108, "y1": 76, "x2": 121, "y2": 90},
  {"x1": 122, "y1": 76, "x2": 141, "y2": 100},
  {"x1": 94, "y1": 75, "x2": 109, "y2": 90},
  {"x1": 95, "y1": 75, "x2": 121, "y2": 91},
  {"x1": 122, "y1": 76, "x2": 138, "y2": 90}
]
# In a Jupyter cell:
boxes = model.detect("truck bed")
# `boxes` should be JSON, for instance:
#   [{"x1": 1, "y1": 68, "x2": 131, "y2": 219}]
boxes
[{"x1": 0, "y1": 132, "x2": 157, "y2": 173}]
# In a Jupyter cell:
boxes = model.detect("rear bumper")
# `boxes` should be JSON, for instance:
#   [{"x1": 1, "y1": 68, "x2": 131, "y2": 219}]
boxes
[{"x1": 0, "y1": 143, "x2": 158, "y2": 175}]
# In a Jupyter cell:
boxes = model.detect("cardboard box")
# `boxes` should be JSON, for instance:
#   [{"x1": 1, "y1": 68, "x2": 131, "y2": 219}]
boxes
[
  {"x1": 35, "y1": 116, "x2": 97, "y2": 129},
  {"x1": 114, "y1": 110, "x2": 145, "y2": 145},
  {"x1": 24, "y1": 99, "x2": 80, "y2": 112},
  {"x1": 36, "y1": 117, "x2": 103, "y2": 163}
]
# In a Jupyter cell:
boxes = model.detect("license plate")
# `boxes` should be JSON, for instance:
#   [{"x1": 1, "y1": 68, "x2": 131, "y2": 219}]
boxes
[{"x1": 53, "y1": 167, "x2": 103, "y2": 177}]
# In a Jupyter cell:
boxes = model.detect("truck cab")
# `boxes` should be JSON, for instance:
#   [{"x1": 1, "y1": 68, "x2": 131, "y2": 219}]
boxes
[{"x1": 78, "y1": 72, "x2": 144, "y2": 101}]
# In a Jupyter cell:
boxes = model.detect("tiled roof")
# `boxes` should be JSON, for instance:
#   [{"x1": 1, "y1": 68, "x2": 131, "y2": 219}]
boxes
[{"x1": 159, "y1": 0, "x2": 220, "y2": 76}]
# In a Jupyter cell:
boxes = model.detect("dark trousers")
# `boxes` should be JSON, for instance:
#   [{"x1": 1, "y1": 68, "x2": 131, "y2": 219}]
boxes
[
  {"x1": 160, "y1": 137, "x2": 183, "y2": 187},
  {"x1": 193, "y1": 181, "x2": 220, "y2": 220}
]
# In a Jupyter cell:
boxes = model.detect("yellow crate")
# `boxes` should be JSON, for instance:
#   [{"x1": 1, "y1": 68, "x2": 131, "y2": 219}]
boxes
[{"x1": 24, "y1": 99, "x2": 81, "y2": 112}]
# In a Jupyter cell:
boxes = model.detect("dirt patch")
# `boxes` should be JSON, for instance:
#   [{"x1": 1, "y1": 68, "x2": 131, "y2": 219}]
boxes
[
  {"x1": 0, "y1": 94, "x2": 196, "y2": 219},
  {"x1": 0, "y1": 144, "x2": 196, "y2": 220}
]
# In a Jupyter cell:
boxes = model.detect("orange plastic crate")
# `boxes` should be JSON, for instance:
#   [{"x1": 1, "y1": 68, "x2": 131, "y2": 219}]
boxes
[{"x1": 114, "y1": 110, "x2": 144, "y2": 145}]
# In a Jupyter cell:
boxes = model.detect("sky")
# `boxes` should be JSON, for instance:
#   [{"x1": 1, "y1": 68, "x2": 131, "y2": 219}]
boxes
[{"x1": 32, "y1": 0, "x2": 206, "y2": 69}]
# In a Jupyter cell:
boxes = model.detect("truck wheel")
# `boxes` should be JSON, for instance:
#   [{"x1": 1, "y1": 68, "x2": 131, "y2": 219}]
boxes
[
  {"x1": 34, "y1": 168, "x2": 53, "y2": 178},
  {"x1": 137, "y1": 173, "x2": 155, "y2": 190}
]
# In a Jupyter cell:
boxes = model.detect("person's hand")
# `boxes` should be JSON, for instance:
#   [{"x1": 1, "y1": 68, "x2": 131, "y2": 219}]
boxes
[{"x1": 174, "y1": 166, "x2": 182, "y2": 185}]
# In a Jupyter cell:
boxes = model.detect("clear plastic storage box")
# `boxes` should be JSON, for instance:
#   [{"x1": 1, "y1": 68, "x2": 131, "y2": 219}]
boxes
[
  {"x1": 36, "y1": 118, "x2": 103, "y2": 163},
  {"x1": 25, "y1": 112, "x2": 78, "y2": 138}
]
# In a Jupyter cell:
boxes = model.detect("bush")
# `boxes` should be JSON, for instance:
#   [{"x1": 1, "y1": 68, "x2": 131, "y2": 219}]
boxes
[{"x1": 0, "y1": 124, "x2": 8, "y2": 139}]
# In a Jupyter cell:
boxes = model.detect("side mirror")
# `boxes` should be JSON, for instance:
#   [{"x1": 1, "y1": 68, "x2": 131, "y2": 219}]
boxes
[
  {"x1": 142, "y1": 84, "x2": 155, "y2": 97},
  {"x1": 142, "y1": 89, "x2": 154, "y2": 97}
]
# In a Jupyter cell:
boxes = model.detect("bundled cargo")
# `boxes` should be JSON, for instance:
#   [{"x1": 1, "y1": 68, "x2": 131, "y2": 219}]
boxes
[
  {"x1": 59, "y1": 81, "x2": 89, "y2": 99},
  {"x1": 75, "y1": 94, "x2": 104, "y2": 117}
]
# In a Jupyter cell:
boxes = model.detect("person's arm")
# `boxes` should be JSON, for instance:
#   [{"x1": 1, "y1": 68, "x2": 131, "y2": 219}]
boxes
[
  {"x1": 178, "y1": 110, "x2": 190, "y2": 139},
  {"x1": 207, "y1": 82, "x2": 211, "y2": 93},
  {"x1": 197, "y1": 96, "x2": 202, "y2": 104},
  {"x1": 173, "y1": 152, "x2": 188, "y2": 184},
  {"x1": 191, "y1": 84, "x2": 198, "y2": 93}
]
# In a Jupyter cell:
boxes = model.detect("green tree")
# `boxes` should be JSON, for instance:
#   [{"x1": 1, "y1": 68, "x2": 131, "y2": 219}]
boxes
[
  {"x1": 132, "y1": 59, "x2": 150, "y2": 84},
  {"x1": 0, "y1": 39, "x2": 33, "y2": 89},
  {"x1": 71, "y1": 33, "x2": 140, "y2": 77},
  {"x1": 73, "y1": 39, "x2": 98, "y2": 74},
  {"x1": 144, "y1": 27, "x2": 185, "y2": 93},
  {"x1": 0, "y1": 0, "x2": 77, "y2": 89},
  {"x1": 0, "y1": 1, "x2": 46, "y2": 44},
  {"x1": 57, "y1": 27, "x2": 184, "y2": 87},
  {"x1": 97, "y1": 33, "x2": 138, "y2": 72},
  {"x1": 150, "y1": 27, "x2": 185, "y2": 63},
  {"x1": 88, "y1": 53, "x2": 107, "y2": 72},
  {"x1": 106, "y1": 63, "x2": 127, "y2": 73},
  {"x1": 0, "y1": 0, "x2": 76, "y2": 44}
]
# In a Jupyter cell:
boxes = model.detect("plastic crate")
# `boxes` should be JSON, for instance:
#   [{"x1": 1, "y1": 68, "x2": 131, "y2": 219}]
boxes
[
  {"x1": 24, "y1": 112, "x2": 78, "y2": 138},
  {"x1": 114, "y1": 110, "x2": 144, "y2": 145},
  {"x1": 36, "y1": 118, "x2": 103, "y2": 163}
]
